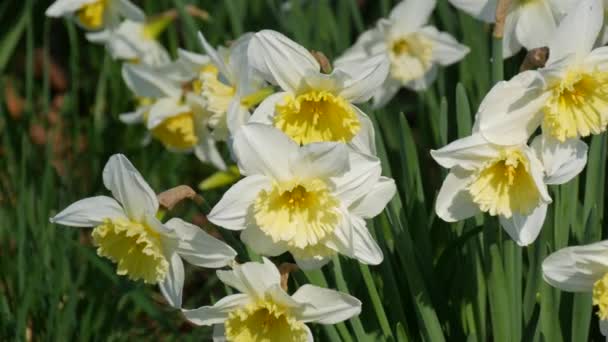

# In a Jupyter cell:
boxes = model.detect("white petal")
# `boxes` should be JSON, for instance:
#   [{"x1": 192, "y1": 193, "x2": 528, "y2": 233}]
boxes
[
  {"x1": 159, "y1": 49, "x2": 210, "y2": 83},
  {"x1": 348, "y1": 215, "x2": 384, "y2": 265},
  {"x1": 45, "y1": 0, "x2": 94, "y2": 17},
  {"x1": 371, "y1": 77, "x2": 402, "y2": 109},
  {"x1": 389, "y1": 0, "x2": 437, "y2": 34},
  {"x1": 499, "y1": 203, "x2": 547, "y2": 246},
  {"x1": 85, "y1": 30, "x2": 110, "y2": 44},
  {"x1": 248, "y1": 30, "x2": 319, "y2": 93},
  {"x1": 228, "y1": 34, "x2": 262, "y2": 94},
  {"x1": 334, "y1": 28, "x2": 386, "y2": 66},
  {"x1": 119, "y1": 107, "x2": 146, "y2": 125},
  {"x1": 328, "y1": 214, "x2": 383, "y2": 265},
  {"x1": 165, "y1": 218, "x2": 237, "y2": 268},
  {"x1": 430, "y1": 133, "x2": 499, "y2": 170},
  {"x1": 98, "y1": 21, "x2": 141, "y2": 61},
  {"x1": 232, "y1": 123, "x2": 298, "y2": 180},
  {"x1": 448, "y1": 0, "x2": 496, "y2": 23},
  {"x1": 292, "y1": 284, "x2": 362, "y2": 324},
  {"x1": 102, "y1": 154, "x2": 158, "y2": 222},
  {"x1": 419, "y1": 26, "x2": 470, "y2": 66},
  {"x1": 542, "y1": 240, "x2": 608, "y2": 292},
  {"x1": 159, "y1": 251, "x2": 184, "y2": 308},
  {"x1": 348, "y1": 108, "x2": 377, "y2": 156},
  {"x1": 332, "y1": 151, "x2": 382, "y2": 207},
  {"x1": 335, "y1": 54, "x2": 390, "y2": 103},
  {"x1": 240, "y1": 225, "x2": 288, "y2": 256},
  {"x1": 266, "y1": 283, "x2": 302, "y2": 309},
  {"x1": 216, "y1": 258, "x2": 281, "y2": 299},
  {"x1": 293, "y1": 254, "x2": 332, "y2": 270},
  {"x1": 194, "y1": 130, "x2": 228, "y2": 171},
  {"x1": 226, "y1": 100, "x2": 250, "y2": 137},
  {"x1": 144, "y1": 213, "x2": 173, "y2": 235},
  {"x1": 146, "y1": 97, "x2": 191, "y2": 129},
  {"x1": 514, "y1": 1, "x2": 556, "y2": 50},
  {"x1": 249, "y1": 92, "x2": 286, "y2": 125},
  {"x1": 477, "y1": 70, "x2": 548, "y2": 146},
  {"x1": 349, "y1": 177, "x2": 396, "y2": 218},
  {"x1": 546, "y1": 0, "x2": 603, "y2": 65},
  {"x1": 404, "y1": 64, "x2": 439, "y2": 92},
  {"x1": 550, "y1": 0, "x2": 580, "y2": 18},
  {"x1": 435, "y1": 167, "x2": 480, "y2": 222},
  {"x1": 115, "y1": 0, "x2": 145, "y2": 22},
  {"x1": 182, "y1": 293, "x2": 251, "y2": 326},
  {"x1": 198, "y1": 32, "x2": 232, "y2": 83},
  {"x1": 50, "y1": 196, "x2": 126, "y2": 227},
  {"x1": 523, "y1": 147, "x2": 552, "y2": 203},
  {"x1": 531, "y1": 135, "x2": 588, "y2": 185},
  {"x1": 289, "y1": 143, "x2": 349, "y2": 180},
  {"x1": 522, "y1": 146, "x2": 553, "y2": 204},
  {"x1": 584, "y1": 45, "x2": 608, "y2": 72},
  {"x1": 121, "y1": 64, "x2": 181, "y2": 98},
  {"x1": 208, "y1": 175, "x2": 271, "y2": 231},
  {"x1": 305, "y1": 325, "x2": 314, "y2": 342},
  {"x1": 502, "y1": 9, "x2": 523, "y2": 59},
  {"x1": 601, "y1": 319, "x2": 608, "y2": 337}
]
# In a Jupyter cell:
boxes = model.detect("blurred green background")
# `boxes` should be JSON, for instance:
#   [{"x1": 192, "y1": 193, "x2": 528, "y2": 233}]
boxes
[{"x1": 1, "y1": 0, "x2": 606, "y2": 340}]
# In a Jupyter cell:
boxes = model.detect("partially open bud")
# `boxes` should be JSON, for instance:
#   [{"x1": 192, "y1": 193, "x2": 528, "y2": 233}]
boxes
[
  {"x1": 519, "y1": 47, "x2": 549, "y2": 72},
  {"x1": 311, "y1": 50, "x2": 332, "y2": 74},
  {"x1": 493, "y1": 0, "x2": 512, "y2": 38},
  {"x1": 157, "y1": 185, "x2": 204, "y2": 210},
  {"x1": 279, "y1": 262, "x2": 299, "y2": 291}
]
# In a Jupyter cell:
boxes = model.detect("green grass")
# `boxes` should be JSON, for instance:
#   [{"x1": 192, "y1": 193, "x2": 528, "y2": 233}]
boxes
[{"x1": 1, "y1": 0, "x2": 606, "y2": 340}]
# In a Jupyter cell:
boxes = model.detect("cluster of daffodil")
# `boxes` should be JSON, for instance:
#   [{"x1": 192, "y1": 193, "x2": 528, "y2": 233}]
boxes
[
  {"x1": 432, "y1": 0, "x2": 608, "y2": 337},
  {"x1": 44, "y1": 0, "x2": 608, "y2": 339}
]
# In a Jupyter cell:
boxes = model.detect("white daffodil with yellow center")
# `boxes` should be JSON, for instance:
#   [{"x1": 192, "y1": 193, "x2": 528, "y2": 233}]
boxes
[
  {"x1": 247, "y1": 30, "x2": 390, "y2": 156},
  {"x1": 478, "y1": 0, "x2": 608, "y2": 145},
  {"x1": 45, "y1": 0, "x2": 144, "y2": 30},
  {"x1": 182, "y1": 258, "x2": 362, "y2": 341},
  {"x1": 335, "y1": 0, "x2": 469, "y2": 108},
  {"x1": 197, "y1": 32, "x2": 273, "y2": 141},
  {"x1": 542, "y1": 240, "x2": 608, "y2": 338},
  {"x1": 431, "y1": 132, "x2": 587, "y2": 246},
  {"x1": 50, "y1": 154, "x2": 237, "y2": 308},
  {"x1": 448, "y1": 0, "x2": 576, "y2": 58},
  {"x1": 85, "y1": 19, "x2": 172, "y2": 66},
  {"x1": 120, "y1": 63, "x2": 227, "y2": 170},
  {"x1": 207, "y1": 124, "x2": 396, "y2": 269}
]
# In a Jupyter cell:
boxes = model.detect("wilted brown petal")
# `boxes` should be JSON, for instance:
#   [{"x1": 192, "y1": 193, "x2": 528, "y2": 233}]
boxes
[
  {"x1": 279, "y1": 262, "x2": 299, "y2": 291},
  {"x1": 157, "y1": 185, "x2": 204, "y2": 210}
]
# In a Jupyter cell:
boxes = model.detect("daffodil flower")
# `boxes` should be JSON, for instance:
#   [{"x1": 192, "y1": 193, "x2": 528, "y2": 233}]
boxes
[
  {"x1": 431, "y1": 132, "x2": 587, "y2": 246},
  {"x1": 195, "y1": 32, "x2": 273, "y2": 141},
  {"x1": 247, "y1": 30, "x2": 390, "y2": 155},
  {"x1": 335, "y1": 0, "x2": 469, "y2": 108},
  {"x1": 120, "y1": 63, "x2": 227, "y2": 170},
  {"x1": 478, "y1": 0, "x2": 608, "y2": 145},
  {"x1": 543, "y1": 240, "x2": 608, "y2": 338},
  {"x1": 85, "y1": 19, "x2": 171, "y2": 66},
  {"x1": 448, "y1": 0, "x2": 575, "y2": 58},
  {"x1": 45, "y1": 0, "x2": 144, "y2": 31},
  {"x1": 207, "y1": 123, "x2": 396, "y2": 269},
  {"x1": 50, "y1": 154, "x2": 237, "y2": 308},
  {"x1": 182, "y1": 258, "x2": 362, "y2": 341},
  {"x1": 157, "y1": 49, "x2": 212, "y2": 83}
]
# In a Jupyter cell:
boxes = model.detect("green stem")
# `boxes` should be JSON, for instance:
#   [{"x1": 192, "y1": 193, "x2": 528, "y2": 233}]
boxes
[
  {"x1": 332, "y1": 257, "x2": 368, "y2": 340},
  {"x1": 359, "y1": 264, "x2": 393, "y2": 340}
]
